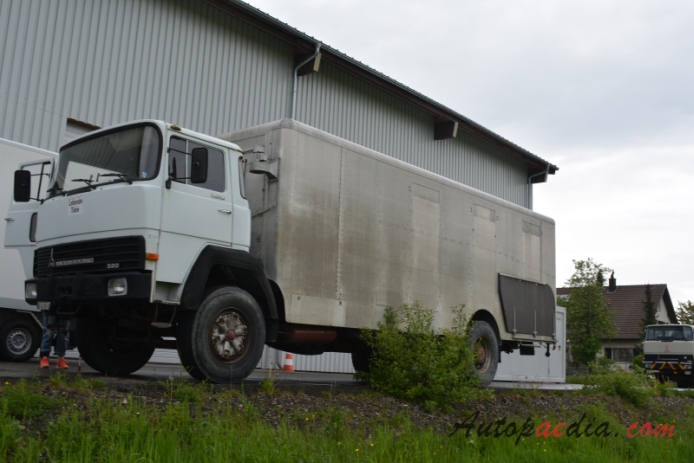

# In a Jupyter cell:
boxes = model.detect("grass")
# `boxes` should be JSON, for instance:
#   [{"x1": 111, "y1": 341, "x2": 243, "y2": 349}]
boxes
[
  {"x1": 566, "y1": 375, "x2": 588, "y2": 384},
  {"x1": 1, "y1": 379, "x2": 694, "y2": 462},
  {"x1": 2, "y1": 402, "x2": 692, "y2": 462},
  {"x1": 1, "y1": 380, "x2": 64, "y2": 420}
]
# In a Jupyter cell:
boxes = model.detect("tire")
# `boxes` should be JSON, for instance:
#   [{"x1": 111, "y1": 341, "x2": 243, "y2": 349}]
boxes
[
  {"x1": 0, "y1": 318, "x2": 41, "y2": 362},
  {"x1": 177, "y1": 287, "x2": 265, "y2": 384},
  {"x1": 75, "y1": 318, "x2": 155, "y2": 376},
  {"x1": 469, "y1": 321, "x2": 499, "y2": 386}
]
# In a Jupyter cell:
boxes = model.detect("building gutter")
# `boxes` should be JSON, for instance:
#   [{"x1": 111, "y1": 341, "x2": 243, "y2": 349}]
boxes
[{"x1": 291, "y1": 42, "x2": 321, "y2": 120}]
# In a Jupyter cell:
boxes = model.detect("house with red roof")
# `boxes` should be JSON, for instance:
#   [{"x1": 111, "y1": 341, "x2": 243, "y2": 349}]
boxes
[{"x1": 557, "y1": 274, "x2": 677, "y2": 370}]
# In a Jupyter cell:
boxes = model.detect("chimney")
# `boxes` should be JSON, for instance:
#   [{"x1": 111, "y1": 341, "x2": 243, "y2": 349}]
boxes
[{"x1": 608, "y1": 272, "x2": 617, "y2": 293}]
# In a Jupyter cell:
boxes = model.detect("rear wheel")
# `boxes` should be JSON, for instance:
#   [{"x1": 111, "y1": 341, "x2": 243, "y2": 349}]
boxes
[
  {"x1": 75, "y1": 318, "x2": 155, "y2": 376},
  {"x1": 0, "y1": 318, "x2": 41, "y2": 362},
  {"x1": 177, "y1": 287, "x2": 265, "y2": 383},
  {"x1": 469, "y1": 321, "x2": 499, "y2": 386}
]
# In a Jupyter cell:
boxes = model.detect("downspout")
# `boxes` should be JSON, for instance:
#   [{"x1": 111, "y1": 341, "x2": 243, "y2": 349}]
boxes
[
  {"x1": 527, "y1": 163, "x2": 550, "y2": 210},
  {"x1": 291, "y1": 42, "x2": 322, "y2": 120}
]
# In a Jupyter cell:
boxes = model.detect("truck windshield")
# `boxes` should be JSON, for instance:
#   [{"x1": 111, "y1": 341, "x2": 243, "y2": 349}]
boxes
[
  {"x1": 48, "y1": 125, "x2": 161, "y2": 198},
  {"x1": 645, "y1": 325, "x2": 693, "y2": 341}
]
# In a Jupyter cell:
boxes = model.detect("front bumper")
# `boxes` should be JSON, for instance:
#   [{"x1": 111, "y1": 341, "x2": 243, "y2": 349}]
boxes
[
  {"x1": 26, "y1": 272, "x2": 152, "y2": 306},
  {"x1": 643, "y1": 354, "x2": 693, "y2": 377}
]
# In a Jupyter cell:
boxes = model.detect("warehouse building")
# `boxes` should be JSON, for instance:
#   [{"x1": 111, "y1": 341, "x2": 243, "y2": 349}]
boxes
[
  {"x1": 0, "y1": 0, "x2": 560, "y2": 373},
  {"x1": 0, "y1": 0, "x2": 557, "y2": 208}
]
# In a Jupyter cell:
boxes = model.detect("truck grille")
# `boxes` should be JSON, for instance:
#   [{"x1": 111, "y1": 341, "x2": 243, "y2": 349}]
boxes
[{"x1": 34, "y1": 236, "x2": 145, "y2": 277}]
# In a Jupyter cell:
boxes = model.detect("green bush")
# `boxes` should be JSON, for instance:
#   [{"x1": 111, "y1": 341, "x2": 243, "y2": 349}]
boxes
[
  {"x1": 586, "y1": 361, "x2": 655, "y2": 407},
  {"x1": 356, "y1": 302, "x2": 486, "y2": 411},
  {"x1": 632, "y1": 353, "x2": 644, "y2": 370},
  {"x1": 594, "y1": 355, "x2": 616, "y2": 370}
]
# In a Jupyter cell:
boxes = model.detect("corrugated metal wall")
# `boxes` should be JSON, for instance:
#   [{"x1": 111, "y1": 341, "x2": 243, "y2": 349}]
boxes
[
  {"x1": 297, "y1": 63, "x2": 529, "y2": 205},
  {"x1": 91, "y1": 345, "x2": 357, "y2": 375},
  {"x1": 0, "y1": 0, "x2": 293, "y2": 152},
  {"x1": 0, "y1": 0, "x2": 532, "y2": 207}
]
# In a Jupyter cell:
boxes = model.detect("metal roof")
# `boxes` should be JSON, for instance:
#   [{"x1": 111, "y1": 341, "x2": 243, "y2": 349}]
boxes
[{"x1": 204, "y1": 0, "x2": 558, "y2": 176}]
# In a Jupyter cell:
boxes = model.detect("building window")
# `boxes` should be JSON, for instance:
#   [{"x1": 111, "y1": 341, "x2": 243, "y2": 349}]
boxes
[
  {"x1": 604, "y1": 347, "x2": 612, "y2": 360},
  {"x1": 613, "y1": 348, "x2": 633, "y2": 363}
]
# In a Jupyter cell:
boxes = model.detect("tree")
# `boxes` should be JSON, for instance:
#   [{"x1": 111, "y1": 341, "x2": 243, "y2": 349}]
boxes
[
  {"x1": 565, "y1": 258, "x2": 617, "y2": 366},
  {"x1": 640, "y1": 284, "x2": 658, "y2": 331},
  {"x1": 676, "y1": 300, "x2": 694, "y2": 325}
]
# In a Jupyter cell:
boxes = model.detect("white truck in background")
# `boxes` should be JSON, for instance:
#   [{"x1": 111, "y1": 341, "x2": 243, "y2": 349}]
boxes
[
  {"x1": 643, "y1": 324, "x2": 694, "y2": 387},
  {"x1": 6, "y1": 119, "x2": 558, "y2": 384},
  {"x1": 0, "y1": 138, "x2": 56, "y2": 361}
]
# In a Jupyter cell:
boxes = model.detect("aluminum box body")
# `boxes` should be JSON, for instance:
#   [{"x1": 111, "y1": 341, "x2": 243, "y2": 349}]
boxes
[{"x1": 220, "y1": 120, "x2": 555, "y2": 342}]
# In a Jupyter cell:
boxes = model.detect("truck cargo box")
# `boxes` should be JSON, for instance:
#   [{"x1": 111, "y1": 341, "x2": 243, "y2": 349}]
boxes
[{"x1": 219, "y1": 119, "x2": 556, "y2": 343}]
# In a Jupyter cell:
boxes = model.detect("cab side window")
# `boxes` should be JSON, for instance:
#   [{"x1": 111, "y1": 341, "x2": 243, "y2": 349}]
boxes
[{"x1": 169, "y1": 137, "x2": 225, "y2": 192}]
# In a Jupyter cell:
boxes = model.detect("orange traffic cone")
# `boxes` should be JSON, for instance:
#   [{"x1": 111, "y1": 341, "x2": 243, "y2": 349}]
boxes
[{"x1": 282, "y1": 353, "x2": 295, "y2": 372}]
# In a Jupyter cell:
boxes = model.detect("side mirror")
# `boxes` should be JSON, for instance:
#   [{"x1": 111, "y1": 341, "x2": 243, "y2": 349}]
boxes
[
  {"x1": 14, "y1": 170, "x2": 31, "y2": 202},
  {"x1": 190, "y1": 148, "x2": 208, "y2": 184}
]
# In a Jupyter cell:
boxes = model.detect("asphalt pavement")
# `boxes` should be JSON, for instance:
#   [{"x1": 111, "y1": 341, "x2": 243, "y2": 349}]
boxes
[
  {"x1": 0, "y1": 357, "x2": 359, "y2": 385},
  {"x1": 0, "y1": 357, "x2": 587, "y2": 391}
]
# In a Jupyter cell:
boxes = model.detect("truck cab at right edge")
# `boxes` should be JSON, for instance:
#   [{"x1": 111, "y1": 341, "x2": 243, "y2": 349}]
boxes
[{"x1": 643, "y1": 324, "x2": 694, "y2": 387}]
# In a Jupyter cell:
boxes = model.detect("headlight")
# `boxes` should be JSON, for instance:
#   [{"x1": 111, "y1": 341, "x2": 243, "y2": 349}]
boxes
[
  {"x1": 108, "y1": 278, "x2": 128, "y2": 296},
  {"x1": 25, "y1": 282, "x2": 37, "y2": 299}
]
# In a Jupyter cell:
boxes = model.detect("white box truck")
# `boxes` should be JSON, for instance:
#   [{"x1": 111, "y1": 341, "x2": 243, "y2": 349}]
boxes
[
  {"x1": 7, "y1": 119, "x2": 557, "y2": 384},
  {"x1": 1, "y1": 138, "x2": 56, "y2": 361},
  {"x1": 643, "y1": 324, "x2": 694, "y2": 387}
]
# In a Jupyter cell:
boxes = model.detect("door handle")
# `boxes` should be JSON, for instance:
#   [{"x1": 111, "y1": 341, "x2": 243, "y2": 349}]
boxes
[
  {"x1": 218, "y1": 209, "x2": 232, "y2": 215},
  {"x1": 4, "y1": 218, "x2": 14, "y2": 222}
]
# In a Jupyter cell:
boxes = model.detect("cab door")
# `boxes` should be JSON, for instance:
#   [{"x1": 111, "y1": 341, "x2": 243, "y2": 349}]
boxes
[
  {"x1": 157, "y1": 135, "x2": 233, "y2": 284},
  {"x1": 4, "y1": 158, "x2": 54, "y2": 280}
]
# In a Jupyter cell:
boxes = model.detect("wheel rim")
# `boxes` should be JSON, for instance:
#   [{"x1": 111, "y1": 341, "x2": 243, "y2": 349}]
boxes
[
  {"x1": 474, "y1": 337, "x2": 491, "y2": 374},
  {"x1": 209, "y1": 308, "x2": 250, "y2": 364},
  {"x1": 7, "y1": 328, "x2": 32, "y2": 355}
]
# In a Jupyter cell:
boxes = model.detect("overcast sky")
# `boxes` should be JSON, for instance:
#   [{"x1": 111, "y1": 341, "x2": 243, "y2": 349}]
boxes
[{"x1": 246, "y1": 0, "x2": 694, "y2": 307}]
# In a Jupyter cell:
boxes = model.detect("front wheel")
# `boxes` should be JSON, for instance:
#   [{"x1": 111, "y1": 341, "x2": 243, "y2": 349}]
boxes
[
  {"x1": 75, "y1": 318, "x2": 155, "y2": 376},
  {"x1": 469, "y1": 321, "x2": 499, "y2": 386},
  {"x1": 0, "y1": 318, "x2": 41, "y2": 362},
  {"x1": 177, "y1": 287, "x2": 266, "y2": 383}
]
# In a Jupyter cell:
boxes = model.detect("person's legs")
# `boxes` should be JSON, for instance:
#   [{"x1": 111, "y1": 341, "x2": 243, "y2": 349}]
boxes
[
  {"x1": 39, "y1": 316, "x2": 53, "y2": 368},
  {"x1": 55, "y1": 318, "x2": 69, "y2": 369}
]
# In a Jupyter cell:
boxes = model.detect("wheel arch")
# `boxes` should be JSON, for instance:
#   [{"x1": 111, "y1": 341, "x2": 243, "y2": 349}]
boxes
[
  {"x1": 179, "y1": 246, "x2": 279, "y2": 341},
  {"x1": 268, "y1": 279, "x2": 286, "y2": 323},
  {"x1": 471, "y1": 310, "x2": 501, "y2": 346},
  {"x1": 0, "y1": 307, "x2": 42, "y2": 328}
]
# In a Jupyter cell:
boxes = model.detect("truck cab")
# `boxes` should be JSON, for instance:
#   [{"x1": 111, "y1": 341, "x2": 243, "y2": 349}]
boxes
[
  {"x1": 13, "y1": 120, "x2": 277, "y2": 382},
  {"x1": 643, "y1": 324, "x2": 694, "y2": 387}
]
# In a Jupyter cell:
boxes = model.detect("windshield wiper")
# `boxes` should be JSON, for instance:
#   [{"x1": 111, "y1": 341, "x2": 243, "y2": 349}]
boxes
[
  {"x1": 46, "y1": 185, "x2": 64, "y2": 195},
  {"x1": 71, "y1": 178, "x2": 97, "y2": 190},
  {"x1": 98, "y1": 173, "x2": 135, "y2": 184}
]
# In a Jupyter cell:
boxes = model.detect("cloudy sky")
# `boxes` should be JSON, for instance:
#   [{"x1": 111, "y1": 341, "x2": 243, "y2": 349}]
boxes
[{"x1": 246, "y1": 0, "x2": 694, "y2": 306}]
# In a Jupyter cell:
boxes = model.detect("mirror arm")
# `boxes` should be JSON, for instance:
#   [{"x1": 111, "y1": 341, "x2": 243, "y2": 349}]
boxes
[{"x1": 165, "y1": 174, "x2": 195, "y2": 189}]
